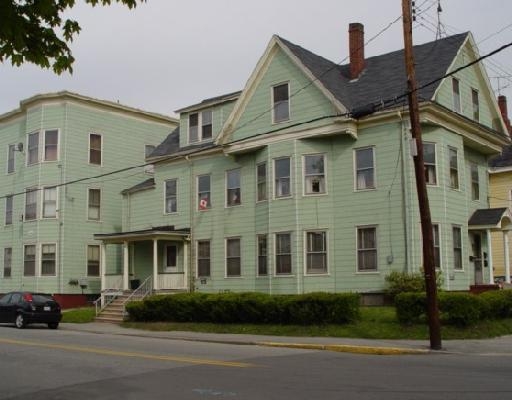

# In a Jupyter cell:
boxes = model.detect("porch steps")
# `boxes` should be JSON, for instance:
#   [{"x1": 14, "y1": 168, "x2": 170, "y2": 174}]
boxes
[{"x1": 95, "y1": 292, "x2": 145, "y2": 323}]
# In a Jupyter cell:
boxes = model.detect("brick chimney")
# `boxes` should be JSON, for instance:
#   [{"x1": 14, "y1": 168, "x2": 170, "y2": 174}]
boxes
[
  {"x1": 349, "y1": 23, "x2": 365, "y2": 79},
  {"x1": 498, "y1": 95, "x2": 512, "y2": 134}
]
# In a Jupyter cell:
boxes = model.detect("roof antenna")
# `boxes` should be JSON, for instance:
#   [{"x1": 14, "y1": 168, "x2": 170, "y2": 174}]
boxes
[{"x1": 436, "y1": 0, "x2": 445, "y2": 40}]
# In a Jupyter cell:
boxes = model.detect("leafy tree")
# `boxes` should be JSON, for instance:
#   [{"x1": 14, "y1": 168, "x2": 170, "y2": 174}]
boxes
[{"x1": 0, "y1": 0, "x2": 144, "y2": 74}]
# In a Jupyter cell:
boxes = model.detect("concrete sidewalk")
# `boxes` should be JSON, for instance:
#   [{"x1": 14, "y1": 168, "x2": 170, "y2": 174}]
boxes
[{"x1": 60, "y1": 322, "x2": 512, "y2": 356}]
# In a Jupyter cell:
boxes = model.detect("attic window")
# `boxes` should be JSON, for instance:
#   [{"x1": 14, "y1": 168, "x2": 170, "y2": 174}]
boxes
[
  {"x1": 189, "y1": 110, "x2": 213, "y2": 143},
  {"x1": 272, "y1": 83, "x2": 290, "y2": 123},
  {"x1": 472, "y1": 88, "x2": 479, "y2": 121},
  {"x1": 452, "y1": 78, "x2": 461, "y2": 113}
]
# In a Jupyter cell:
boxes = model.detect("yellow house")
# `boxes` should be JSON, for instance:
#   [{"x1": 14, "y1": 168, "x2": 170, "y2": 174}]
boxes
[{"x1": 489, "y1": 96, "x2": 512, "y2": 284}]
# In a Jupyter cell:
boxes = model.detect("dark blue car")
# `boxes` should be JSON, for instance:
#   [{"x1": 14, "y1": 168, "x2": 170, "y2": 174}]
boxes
[{"x1": 0, "y1": 292, "x2": 62, "y2": 329}]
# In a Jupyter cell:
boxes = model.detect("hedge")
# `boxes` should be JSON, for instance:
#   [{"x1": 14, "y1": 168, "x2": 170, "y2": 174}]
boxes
[
  {"x1": 395, "y1": 290, "x2": 512, "y2": 327},
  {"x1": 126, "y1": 292, "x2": 361, "y2": 325}
]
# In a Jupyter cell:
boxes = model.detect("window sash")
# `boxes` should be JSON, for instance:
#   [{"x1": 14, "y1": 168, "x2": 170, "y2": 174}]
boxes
[
  {"x1": 257, "y1": 235, "x2": 267, "y2": 275},
  {"x1": 88, "y1": 189, "x2": 101, "y2": 220},
  {"x1": 452, "y1": 78, "x2": 461, "y2": 112},
  {"x1": 304, "y1": 155, "x2": 326, "y2": 194},
  {"x1": 433, "y1": 225, "x2": 440, "y2": 269},
  {"x1": 197, "y1": 240, "x2": 211, "y2": 277},
  {"x1": 306, "y1": 231, "x2": 327, "y2": 274},
  {"x1": 273, "y1": 84, "x2": 290, "y2": 123},
  {"x1": 355, "y1": 148, "x2": 375, "y2": 190},
  {"x1": 472, "y1": 89, "x2": 479, "y2": 121},
  {"x1": 5, "y1": 196, "x2": 13, "y2": 225},
  {"x1": 24, "y1": 245, "x2": 36, "y2": 276},
  {"x1": 89, "y1": 134, "x2": 102, "y2": 165},
  {"x1": 27, "y1": 132, "x2": 39, "y2": 165},
  {"x1": 41, "y1": 244, "x2": 56, "y2": 276},
  {"x1": 423, "y1": 143, "x2": 437, "y2": 185},
  {"x1": 7, "y1": 144, "x2": 15, "y2": 173},
  {"x1": 226, "y1": 169, "x2": 241, "y2": 206},
  {"x1": 275, "y1": 158, "x2": 291, "y2": 198},
  {"x1": 226, "y1": 238, "x2": 241, "y2": 277},
  {"x1": 25, "y1": 189, "x2": 37, "y2": 220},
  {"x1": 471, "y1": 164, "x2": 479, "y2": 200},
  {"x1": 201, "y1": 110, "x2": 213, "y2": 140},
  {"x1": 197, "y1": 175, "x2": 211, "y2": 210},
  {"x1": 275, "y1": 233, "x2": 292, "y2": 274},
  {"x1": 449, "y1": 148, "x2": 459, "y2": 189},
  {"x1": 357, "y1": 227, "x2": 377, "y2": 271},
  {"x1": 165, "y1": 179, "x2": 177, "y2": 213},
  {"x1": 166, "y1": 245, "x2": 177, "y2": 268},
  {"x1": 44, "y1": 129, "x2": 58, "y2": 161},
  {"x1": 3, "y1": 248, "x2": 12, "y2": 278},
  {"x1": 87, "y1": 245, "x2": 100, "y2": 276},
  {"x1": 453, "y1": 227, "x2": 463, "y2": 270},
  {"x1": 43, "y1": 187, "x2": 57, "y2": 218},
  {"x1": 257, "y1": 163, "x2": 267, "y2": 201}
]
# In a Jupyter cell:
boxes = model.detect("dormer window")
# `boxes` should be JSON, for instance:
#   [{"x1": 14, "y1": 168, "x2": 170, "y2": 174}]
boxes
[
  {"x1": 189, "y1": 110, "x2": 213, "y2": 143},
  {"x1": 272, "y1": 83, "x2": 290, "y2": 123}
]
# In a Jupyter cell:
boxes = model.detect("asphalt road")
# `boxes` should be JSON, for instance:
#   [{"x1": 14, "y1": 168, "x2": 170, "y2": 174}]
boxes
[{"x1": 0, "y1": 324, "x2": 511, "y2": 399}]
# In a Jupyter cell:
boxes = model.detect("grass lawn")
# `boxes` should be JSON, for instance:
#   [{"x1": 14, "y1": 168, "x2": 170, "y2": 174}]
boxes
[
  {"x1": 61, "y1": 307, "x2": 96, "y2": 323},
  {"x1": 121, "y1": 306, "x2": 512, "y2": 340}
]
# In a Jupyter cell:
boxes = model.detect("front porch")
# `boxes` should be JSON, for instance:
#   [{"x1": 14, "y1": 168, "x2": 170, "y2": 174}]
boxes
[{"x1": 94, "y1": 226, "x2": 192, "y2": 292}]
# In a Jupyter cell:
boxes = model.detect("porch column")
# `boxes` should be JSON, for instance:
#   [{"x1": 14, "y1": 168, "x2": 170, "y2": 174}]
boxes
[
  {"x1": 153, "y1": 239, "x2": 159, "y2": 290},
  {"x1": 100, "y1": 243, "x2": 107, "y2": 291},
  {"x1": 123, "y1": 241, "x2": 129, "y2": 290},
  {"x1": 487, "y1": 230, "x2": 494, "y2": 284},
  {"x1": 183, "y1": 240, "x2": 189, "y2": 290},
  {"x1": 504, "y1": 231, "x2": 511, "y2": 284}
]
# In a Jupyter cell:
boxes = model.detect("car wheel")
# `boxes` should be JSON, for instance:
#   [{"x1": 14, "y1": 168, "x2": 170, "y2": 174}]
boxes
[
  {"x1": 48, "y1": 322, "x2": 59, "y2": 329},
  {"x1": 15, "y1": 314, "x2": 26, "y2": 329}
]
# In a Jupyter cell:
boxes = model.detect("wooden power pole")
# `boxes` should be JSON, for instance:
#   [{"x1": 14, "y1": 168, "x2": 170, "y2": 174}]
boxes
[{"x1": 401, "y1": 0, "x2": 442, "y2": 350}]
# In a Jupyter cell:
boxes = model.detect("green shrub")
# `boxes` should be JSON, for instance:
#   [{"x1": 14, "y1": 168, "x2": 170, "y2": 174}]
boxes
[
  {"x1": 385, "y1": 271, "x2": 443, "y2": 300},
  {"x1": 126, "y1": 291, "x2": 360, "y2": 325},
  {"x1": 479, "y1": 290, "x2": 512, "y2": 319},
  {"x1": 395, "y1": 292, "x2": 426, "y2": 324},
  {"x1": 438, "y1": 292, "x2": 483, "y2": 327}
]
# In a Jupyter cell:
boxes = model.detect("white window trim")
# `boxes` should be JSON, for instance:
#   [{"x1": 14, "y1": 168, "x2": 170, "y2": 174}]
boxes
[
  {"x1": 453, "y1": 225, "x2": 464, "y2": 272},
  {"x1": 225, "y1": 168, "x2": 242, "y2": 208},
  {"x1": 163, "y1": 178, "x2": 178, "y2": 215},
  {"x1": 271, "y1": 82, "x2": 291, "y2": 124},
  {"x1": 40, "y1": 242, "x2": 58, "y2": 277},
  {"x1": 26, "y1": 131, "x2": 40, "y2": 166},
  {"x1": 256, "y1": 234, "x2": 268, "y2": 277},
  {"x1": 42, "y1": 128, "x2": 60, "y2": 162},
  {"x1": 225, "y1": 237, "x2": 242, "y2": 278},
  {"x1": 197, "y1": 174, "x2": 211, "y2": 211},
  {"x1": 196, "y1": 239, "x2": 211, "y2": 278},
  {"x1": 274, "y1": 231, "x2": 293, "y2": 276},
  {"x1": 256, "y1": 162, "x2": 267, "y2": 203},
  {"x1": 448, "y1": 146, "x2": 460, "y2": 190},
  {"x1": 423, "y1": 142, "x2": 438, "y2": 187},
  {"x1": 23, "y1": 243, "x2": 37, "y2": 277},
  {"x1": 303, "y1": 230, "x2": 329, "y2": 276},
  {"x1": 86, "y1": 244, "x2": 101, "y2": 278},
  {"x1": 355, "y1": 225, "x2": 379, "y2": 274},
  {"x1": 188, "y1": 110, "x2": 213, "y2": 144},
  {"x1": 6, "y1": 143, "x2": 15, "y2": 174},
  {"x1": 164, "y1": 244, "x2": 178, "y2": 272},
  {"x1": 4, "y1": 195, "x2": 13, "y2": 226},
  {"x1": 41, "y1": 186, "x2": 58, "y2": 219},
  {"x1": 24, "y1": 187, "x2": 38, "y2": 222},
  {"x1": 353, "y1": 146, "x2": 376, "y2": 191},
  {"x1": 303, "y1": 153, "x2": 328, "y2": 196},
  {"x1": 88, "y1": 132, "x2": 103, "y2": 166},
  {"x1": 87, "y1": 187, "x2": 102, "y2": 222},
  {"x1": 273, "y1": 157, "x2": 292, "y2": 200}
]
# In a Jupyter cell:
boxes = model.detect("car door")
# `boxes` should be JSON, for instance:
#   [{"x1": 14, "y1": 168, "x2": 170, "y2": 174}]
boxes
[{"x1": 0, "y1": 293, "x2": 12, "y2": 323}]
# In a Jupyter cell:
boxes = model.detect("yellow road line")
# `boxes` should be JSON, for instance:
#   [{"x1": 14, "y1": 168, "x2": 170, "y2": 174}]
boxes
[{"x1": 0, "y1": 337, "x2": 254, "y2": 368}]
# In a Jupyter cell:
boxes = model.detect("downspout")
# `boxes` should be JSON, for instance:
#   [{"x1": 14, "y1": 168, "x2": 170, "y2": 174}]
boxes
[
  {"x1": 268, "y1": 149, "x2": 272, "y2": 295},
  {"x1": 441, "y1": 143, "x2": 449, "y2": 290},
  {"x1": 400, "y1": 113, "x2": 412, "y2": 272},
  {"x1": 294, "y1": 140, "x2": 302, "y2": 294},
  {"x1": 186, "y1": 155, "x2": 194, "y2": 292},
  {"x1": 58, "y1": 102, "x2": 68, "y2": 295}
]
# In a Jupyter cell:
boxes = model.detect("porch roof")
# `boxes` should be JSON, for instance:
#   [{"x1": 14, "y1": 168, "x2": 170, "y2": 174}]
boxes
[
  {"x1": 94, "y1": 225, "x2": 190, "y2": 243},
  {"x1": 468, "y1": 208, "x2": 512, "y2": 230}
]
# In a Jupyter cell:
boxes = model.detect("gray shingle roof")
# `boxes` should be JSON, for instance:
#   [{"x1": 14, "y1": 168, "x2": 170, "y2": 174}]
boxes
[
  {"x1": 279, "y1": 32, "x2": 468, "y2": 114},
  {"x1": 468, "y1": 208, "x2": 508, "y2": 226},
  {"x1": 489, "y1": 145, "x2": 512, "y2": 168},
  {"x1": 121, "y1": 178, "x2": 155, "y2": 195},
  {"x1": 148, "y1": 127, "x2": 180, "y2": 158}
]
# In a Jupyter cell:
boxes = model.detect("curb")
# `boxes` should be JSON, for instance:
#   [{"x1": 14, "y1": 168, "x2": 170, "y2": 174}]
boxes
[{"x1": 257, "y1": 341, "x2": 431, "y2": 355}]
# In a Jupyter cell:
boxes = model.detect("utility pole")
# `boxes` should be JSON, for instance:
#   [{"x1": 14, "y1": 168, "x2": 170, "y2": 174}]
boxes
[{"x1": 401, "y1": 0, "x2": 442, "y2": 350}]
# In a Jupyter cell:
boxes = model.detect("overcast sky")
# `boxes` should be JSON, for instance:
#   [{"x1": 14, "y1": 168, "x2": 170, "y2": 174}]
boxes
[{"x1": 1, "y1": 0, "x2": 512, "y2": 117}]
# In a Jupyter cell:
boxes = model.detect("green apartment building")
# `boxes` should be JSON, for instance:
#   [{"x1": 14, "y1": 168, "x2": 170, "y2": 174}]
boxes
[
  {"x1": 96, "y1": 25, "x2": 510, "y2": 299},
  {"x1": 0, "y1": 92, "x2": 177, "y2": 307}
]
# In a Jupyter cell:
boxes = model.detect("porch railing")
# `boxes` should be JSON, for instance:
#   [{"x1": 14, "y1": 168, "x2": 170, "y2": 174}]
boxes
[{"x1": 121, "y1": 275, "x2": 153, "y2": 318}]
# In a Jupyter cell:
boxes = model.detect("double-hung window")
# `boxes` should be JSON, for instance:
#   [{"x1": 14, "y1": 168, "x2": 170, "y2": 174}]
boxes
[
  {"x1": 197, "y1": 240, "x2": 211, "y2": 277},
  {"x1": 423, "y1": 143, "x2": 437, "y2": 185},
  {"x1": 165, "y1": 179, "x2": 177, "y2": 213},
  {"x1": 357, "y1": 226, "x2": 377, "y2": 272},
  {"x1": 433, "y1": 224, "x2": 440, "y2": 269},
  {"x1": 87, "y1": 245, "x2": 100, "y2": 277},
  {"x1": 453, "y1": 227, "x2": 463, "y2": 270},
  {"x1": 165, "y1": 245, "x2": 177, "y2": 271},
  {"x1": 449, "y1": 147, "x2": 459, "y2": 189},
  {"x1": 5, "y1": 195, "x2": 13, "y2": 226},
  {"x1": 471, "y1": 163, "x2": 479, "y2": 201},
  {"x1": 272, "y1": 83, "x2": 290, "y2": 123},
  {"x1": 7, "y1": 144, "x2": 15, "y2": 173},
  {"x1": 226, "y1": 238, "x2": 241, "y2": 277},
  {"x1": 24, "y1": 244, "x2": 36, "y2": 276},
  {"x1": 452, "y1": 78, "x2": 461, "y2": 112},
  {"x1": 306, "y1": 231, "x2": 327, "y2": 274},
  {"x1": 89, "y1": 133, "x2": 102, "y2": 165},
  {"x1": 189, "y1": 110, "x2": 213, "y2": 143},
  {"x1": 3, "y1": 248, "x2": 12, "y2": 278},
  {"x1": 197, "y1": 175, "x2": 211, "y2": 210},
  {"x1": 257, "y1": 163, "x2": 267, "y2": 201},
  {"x1": 274, "y1": 157, "x2": 291, "y2": 198},
  {"x1": 355, "y1": 147, "x2": 375, "y2": 190},
  {"x1": 275, "y1": 232, "x2": 292, "y2": 275},
  {"x1": 472, "y1": 89, "x2": 479, "y2": 121},
  {"x1": 226, "y1": 169, "x2": 241, "y2": 206},
  {"x1": 27, "y1": 132, "x2": 39, "y2": 165},
  {"x1": 44, "y1": 129, "x2": 58, "y2": 161},
  {"x1": 257, "y1": 235, "x2": 267, "y2": 276},
  {"x1": 25, "y1": 188, "x2": 38, "y2": 221},
  {"x1": 41, "y1": 244, "x2": 56, "y2": 276},
  {"x1": 304, "y1": 154, "x2": 325, "y2": 194},
  {"x1": 88, "y1": 188, "x2": 101, "y2": 221},
  {"x1": 42, "y1": 187, "x2": 57, "y2": 218}
]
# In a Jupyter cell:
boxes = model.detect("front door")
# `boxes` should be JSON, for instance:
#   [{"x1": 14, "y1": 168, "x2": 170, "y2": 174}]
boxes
[{"x1": 470, "y1": 232, "x2": 483, "y2": 284}]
